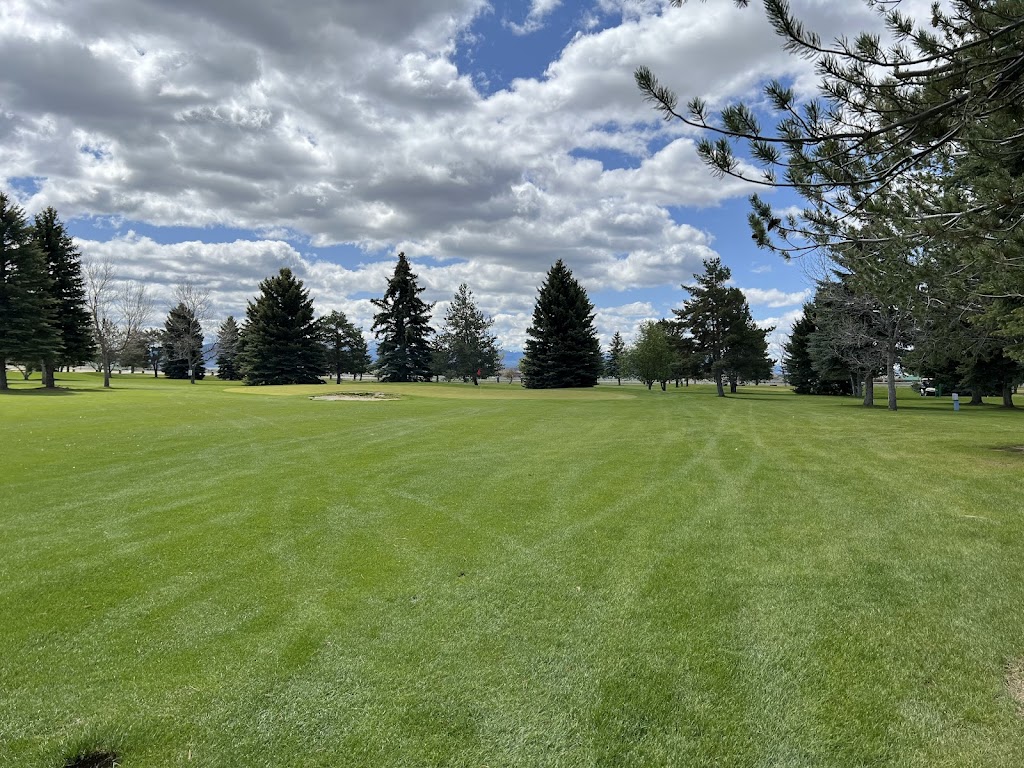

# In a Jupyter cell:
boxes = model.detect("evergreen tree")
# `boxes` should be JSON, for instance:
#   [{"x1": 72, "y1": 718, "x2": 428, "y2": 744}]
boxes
[
  {"x1": 673, "y1": 258, "x2": 747, "y2": 397},
  {"x1": 605, "y1": 331, "x2": 627, "y2": 384},
  {"x1": 215, "y1": 315, "x2": 242, "y2": 380},
  {"x1": 32, "y1": 207, "x2": 94, "y2": 387},
  {"x1": 371, "y1": 252, "x2": 434, "y2": 382},
  {"x1": 238, "y1": 268, "x2": 325, "y2": 385},
  {"x1": 162, "y1": 303, "x2": 205, "y2": 382},
  {"x1": 346, "y1": 325, "x2": 372, "y2": 381},
  {"x1": 628, "y1": 321, "x2": 675, "y2": 391},
  {"x1": 723, "y1": 313, "x2": 774, "y2": 391},
  {"x1": 783, "y1": 303, "x2": 852, "y2": 395},
  {"x1": 520, "y1": 260, "x2": 603, "y2": 389},
  {"x1": 435, "y1": 284, "x2": 501, "y2": 385},
  {"x1": 0, "y1": 193, "x2": 59, "y2": 390}
]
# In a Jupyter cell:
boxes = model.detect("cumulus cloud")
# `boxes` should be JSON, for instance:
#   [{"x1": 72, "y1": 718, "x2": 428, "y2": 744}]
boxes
[{"x1": 1, "y1": 0, "x2": 913, "y2": 349}]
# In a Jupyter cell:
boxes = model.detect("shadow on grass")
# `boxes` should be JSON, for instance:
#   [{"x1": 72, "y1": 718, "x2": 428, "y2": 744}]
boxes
[{"x1": 0, "y1": 386, "x2": 84, "y2": 396}]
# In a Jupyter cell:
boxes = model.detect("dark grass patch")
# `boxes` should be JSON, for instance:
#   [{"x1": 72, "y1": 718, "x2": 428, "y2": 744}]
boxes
[
  {"x1": 63, "y1": 750, "x2": 118, "y2": 768},
  {"x1": 993, "y1": 445, "x2": 1024, "y2": 454}
]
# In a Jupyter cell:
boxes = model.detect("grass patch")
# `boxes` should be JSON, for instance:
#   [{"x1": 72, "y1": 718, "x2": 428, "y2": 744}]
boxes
[{"x1": 2, "y1": 372, "x2": 1023, "y2": 766}]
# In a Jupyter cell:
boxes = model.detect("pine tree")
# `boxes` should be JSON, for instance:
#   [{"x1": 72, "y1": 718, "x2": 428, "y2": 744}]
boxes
[
  {"x1": 0, "y1": 193, "x2": 59, "y2": 390},
  {"x1": 435, "y1": 284, "x2": 501, "y2": 385},
  {"x1": 346, "y1": 325, "x2": 372, "y2": 381},
  {"x1": 520, "y1": 260, "x2": 603, "y2": 389},
  {"x1": 215, "y1": 315, "x2": 242, "y2": 380},
  {"x1": 32, "y1": 207, "x2": 94, "y2": 387},
  {"x1": 371, "y1": 252, "x2": 434, "y2": 382},
  {"x1": 605, "y1": 331, "x2": 627, "y2": 384},
  {"x1": 162, "y1": 303, "x2": 205, "y2": 382},
  {"x1": 673, "y1": 258, "x2": 746, "y2": 397},
  {"x1": 238, "y1": 268, "x2": 325, "y2": 385}
]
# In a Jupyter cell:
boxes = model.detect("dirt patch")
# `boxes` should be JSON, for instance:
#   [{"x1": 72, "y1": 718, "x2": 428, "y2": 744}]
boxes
[
  {"x1": 994, "y1": 445, "x2": 1024, "y2": 454},
  {"x1": 1006, "y1": 659, "x2": 1024, "y2": 715},
  {"x1": 309, "y1": 391, "x2": 399, "y2": 401},
  {"x1": 64, "y1": 751, "x2": 118, "y2": 768}
]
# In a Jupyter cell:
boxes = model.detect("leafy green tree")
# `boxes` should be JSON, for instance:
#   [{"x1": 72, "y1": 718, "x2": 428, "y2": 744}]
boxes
[
  {"x1": 435, "y1": 284, "x2": 501, "y2": 385},
  {"x1": 215, "y1": 316, "x2": 242, "y2": 380},
  {"x1": 162, "y1": 303, "x2": 206, "y2": 382},
  {"x1": 319, "y1": 310, "x2": 356, "y2": 384},
  {"x1": 605, "y1": 331, "x2": 627, "y2": 384},
  {"x1": 628, "y1": 321, "x2": 675, "y2": 391},
  {"x1": 520, "y1": 260, "x2": 603, "y2": 389},
  {"x1": 673, "y1": 258, "x2": 747, "y2": 397},
  {"x1": 238, "y1": 268, "x2": 325, "y2": 385},
  {"x1": 32, "y1": 207, "x2": 94, "y2": 387},
  {"x1": 0, "y1": 193, "x2": 59, "y2": 390},
  {"x1": 371, "y1": 252, "x2": 434, "y2": 382}
]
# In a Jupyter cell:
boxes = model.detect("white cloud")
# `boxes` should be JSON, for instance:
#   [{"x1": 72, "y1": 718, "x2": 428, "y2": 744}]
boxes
[
  {"x1": 2, "y1": 0, "x2": 913, "y2": 341},
  {"x1": 741, "y1": 287, "x2": 810, "y2": 308},
  {"x1": 507, "y1": 0, "x2": 563, "y2": 35}
]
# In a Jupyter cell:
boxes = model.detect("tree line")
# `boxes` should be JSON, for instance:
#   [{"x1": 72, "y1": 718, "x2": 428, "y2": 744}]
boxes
[{"x1": 2, "y1": 193, "x2": 771, "y2": 393}]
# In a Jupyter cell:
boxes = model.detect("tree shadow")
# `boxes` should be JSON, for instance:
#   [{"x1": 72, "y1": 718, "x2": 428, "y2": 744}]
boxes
[{"x1": 0, "y1": 386, "x2": 82, "y2": 396}]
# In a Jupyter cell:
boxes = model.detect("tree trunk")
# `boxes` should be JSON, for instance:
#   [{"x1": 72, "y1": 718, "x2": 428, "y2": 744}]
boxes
[
  {"x1": 103, "y1": 359, "x2": 112, "y2": 388},
  {"x1": 729, "y1": 375, "x2": 738, "y2": 394},
  {"x1": 336, "y1": 372, "x2": 341, "y2": 384},
  {"x1": 1003, "y1": 382, "x2": 1015, "y2": 408},
  {"x1": 472, "y1": 375, "x2": 479, "y2": 386},
  {"x1": 42, "y1": 360, "x2": 56, "y2": 388},
  {"x1": 647, "y1": 381, "x2": 653, "y2": 390},
  {"x1": 862, "y1": 372, "x2": 874, "y2": 407},
  {"x1": 969, "y1": 389, "x2": 983, "y2": 405},
  {"x1": 715, "y1": 371, "x2": 725, "y2": 397},
  {"x1": 617, "y1": 377, "x2": 621, "y2": 385},
  {"x1": 0, "y1": 362, "x2": 7, "y2": 391},
  {"x1": 190, "y1": 366, "x2": 196, "y2": 384},
  {"x1": 660, "y1": 381, "x2": 666, "y2": 391},
  {"x1": 886, "y1": 350, "x2": 897, "y2": 411}
]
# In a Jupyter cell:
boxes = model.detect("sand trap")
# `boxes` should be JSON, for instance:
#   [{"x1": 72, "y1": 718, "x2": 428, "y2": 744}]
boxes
[{"x1": 309, "y1": 392, "x2": 399, "y2": 401}]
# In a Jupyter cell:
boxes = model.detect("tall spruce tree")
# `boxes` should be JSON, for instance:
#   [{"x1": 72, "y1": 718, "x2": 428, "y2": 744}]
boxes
[
  {"x1": 33, "y1": 207, "x2": 94, "y2": 387},
  {"x1": 215, "y1": 315, "x2": 241, "y2": 380},
  {"x1": 520, "y1": 260, "x2": 603, "y2": 389},
  {"x1": 238, "y1": 268, "x2": 325, "y2": 385},
  {"x1": 371, "y1": 252, "x2": 433, "y2": 382},
  {"x1": 162, "y1": 303, "x2": 206, "y2": 382},
  {"x1": 435, "y1": 284, "x2": 501, "y2": 385},
  {"x1": 0, "y1": 194, "x2": 59, "y2": 390},
  {"x1": 605, "y1": 331, "x2": 627, "y2": 384}
]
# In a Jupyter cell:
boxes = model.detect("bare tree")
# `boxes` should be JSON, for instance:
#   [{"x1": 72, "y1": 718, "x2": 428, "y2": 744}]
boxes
[{"x1": 85, "y1": 260, "x2": 153, "y2": 388}]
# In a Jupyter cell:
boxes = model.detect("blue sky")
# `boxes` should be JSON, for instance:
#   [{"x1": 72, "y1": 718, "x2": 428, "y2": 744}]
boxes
[{"x1": 1, "y1": 0, "x2": 912, "y2": 356}]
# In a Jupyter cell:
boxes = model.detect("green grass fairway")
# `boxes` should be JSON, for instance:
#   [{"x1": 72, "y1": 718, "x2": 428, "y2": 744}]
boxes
[{"x1": 2, "y1": 373, "x2": 1023, "y2": 766}]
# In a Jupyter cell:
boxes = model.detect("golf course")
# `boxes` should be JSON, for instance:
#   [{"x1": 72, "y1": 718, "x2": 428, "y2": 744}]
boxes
[{"x1": 2, "y1": 373, "x2": 1023, "y2": 767}]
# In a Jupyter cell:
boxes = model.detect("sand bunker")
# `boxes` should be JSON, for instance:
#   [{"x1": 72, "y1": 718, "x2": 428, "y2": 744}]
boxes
[{"x1": 309, "y1": 392, "x2": 399, "y2": 401}]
